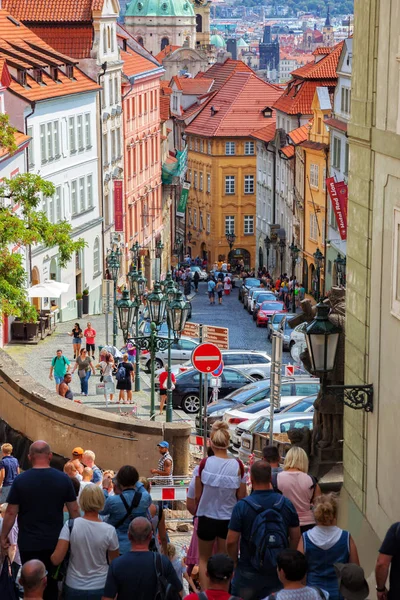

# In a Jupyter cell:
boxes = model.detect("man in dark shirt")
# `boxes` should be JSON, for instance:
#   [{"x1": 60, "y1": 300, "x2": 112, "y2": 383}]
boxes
[
  {"x1": 103, "y1": 516, "x2": 183, "y2": 600},
  {"x1": 376, "y1": 522, "x2": 400, "y2": 599},
  {"x1": 227, "y1": 460, "x2": 300, "y2": 600},
  {"x1": 0, "y1": 440, "x2": 79, "y2": 600}
]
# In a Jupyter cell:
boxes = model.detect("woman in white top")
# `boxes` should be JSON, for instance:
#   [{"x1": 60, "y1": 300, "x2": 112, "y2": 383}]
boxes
[
  {"x1": 195, "y1": 421, "x2": 247, "y2": 590},
  {"x1": 96, "y1": 352, "x2": 115, "y2": 404},
  {"x1": 51, "y1": 484, "x2": 119, "y2": 600}
]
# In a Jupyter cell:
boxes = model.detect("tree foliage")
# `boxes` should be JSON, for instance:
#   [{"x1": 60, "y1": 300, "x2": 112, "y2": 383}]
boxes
[
  {"x1": 0, "y1": 173, "x2": 86, "y2": 322},
  {"x1": 0, "y1": 113, "x2": 17, "y2": 155}
]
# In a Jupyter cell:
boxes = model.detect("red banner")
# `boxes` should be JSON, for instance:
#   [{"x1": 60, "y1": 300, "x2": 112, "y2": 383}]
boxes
[
  {"x1": 114, "y1": 180, "x2": 123, "y2": 232},
  {"x1": 326, "y1": 177, "x2": 347, "y2": 240}
]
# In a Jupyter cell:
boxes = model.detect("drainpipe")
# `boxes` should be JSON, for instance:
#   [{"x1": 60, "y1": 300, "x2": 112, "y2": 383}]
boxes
[
  {"x1": 24, "y1": 101, "x2": 36, "y2": 287},
  {"x1": 98, "y1": 62, "x2": 107, "y2": 272}
]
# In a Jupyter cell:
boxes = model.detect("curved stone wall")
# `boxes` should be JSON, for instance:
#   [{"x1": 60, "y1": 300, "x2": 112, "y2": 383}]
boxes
[{"x1": 0, "y1": 350, "x2": 190, "y2": 475}]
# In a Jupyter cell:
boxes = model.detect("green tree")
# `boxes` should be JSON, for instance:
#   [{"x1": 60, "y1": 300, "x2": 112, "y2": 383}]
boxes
[{"x1": 0, "y1": 173, "x2": 86, "y2": 322}]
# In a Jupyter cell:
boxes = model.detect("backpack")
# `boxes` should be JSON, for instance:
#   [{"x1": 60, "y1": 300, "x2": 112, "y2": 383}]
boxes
[
  {"x1": 52, "y1": 356, "x2": 67, "y2": 368},
  {"x1": 197, "y1": 594, "x2": 241, "y2": 600},
  {"x1": 153, "y1": 553, "x2": 181, "y2": 600},
  {"x1": 115, "y1": 363, "x2": 126, "y2": 382},
  {"x1": 266, "y1": 588, "x2": 326, "y2": 600},
  {"x1": 271, "y1": 472, "x2": 282, "y2": 494},
  {"x1": 243, "y1": 495, "x2": 289, "y2": 574},
  {"x1": 114, "y1": 490, "x2": 142, "y2": 529}
]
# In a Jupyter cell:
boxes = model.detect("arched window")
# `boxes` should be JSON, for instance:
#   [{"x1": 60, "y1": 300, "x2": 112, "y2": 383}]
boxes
[
  {"x1": 137, "y1": 36, "x2": 144, "y2": 46},
  {"x1": 93, "y1": 238, "x2": 100, "y2": 274},
  {"x1": 196, "y1": 14, "x2": 203, "y2": 33},
  {"x1": 107, "y1": 26, "x2": 111, "y2": 50},
  {"x1": 161, "y1": 37, "x2": 169, "y2": 50}
]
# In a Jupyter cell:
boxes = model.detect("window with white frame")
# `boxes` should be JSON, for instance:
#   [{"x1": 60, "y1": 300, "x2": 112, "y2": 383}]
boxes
[
  {"x1": 309, "y1": 213, "x2": 318, "y2": 241},
  {"x1": 114, "y1": 76, "x2": 118, "y2": 104},
  {"x1": 225, "y1": 215, "x2": 235, "y2": 234},
  {"x1": 77, "y1": 115, "x2": 84, "y2": 150},
  {"x1": 199, "y1": 172, "x2": 203, "y2": 191},
  {"x1": 109, "y1": 76, "x2": 113, "y2": 106},
  {"x1": 27, "y1": 126, "x2": 34, "y2": 169},
  {"x1": 194, "y1": 138, "x2": 198, "y2": 151},
  {"x1": 41, "y1": 121, "x2": 61, "y2": 163},
  {"x1": 225, "y1": 175, "x2": 235, "y2": 194},
  {"x1": 71, "y1": 180, "x2": 78, "y2": 215},
  {"x1": 200, "y1": 139, "x2": 204, "y2": 153},
  {"x1": 340, "y1": 87, "x2": 351, "y2": 114},
  {"x1": 48, "y1": 194, "x2": 54, "y2": 222},
  {"x1": 199, "y1": 211, "x2": 204, "y2": 231},
  {"x1": 244, "y1": 175, "x2": 254, "y2": 194},
  {"x1": 55, "y1": 186, "x2": 62, "y2": 222},
  {"x1": 208, "y1": 140, "x2": 212, "y2": 154},
  {"x1": 116, "y1": 128, "x2": 121, "y2": 158},
  {"x1": 111, "y1": 130, "x2": 116, "y2": 162},
  {"x1": 207, "y1": 173, "x2": 211, "y2": 193},
  {"x1": 193, "y1": 208, "x2": 197, "y2": 228},
  {"x1": 194, "y1": 171, "x2": 198, "y2": 189},
  {"x1": 189, "y1": 137, "x2": 193, "y2": 150},
  {"x1": 79, "y1": 177, "x2": 85, "y2": 212},
  {"x1": 225, "y1": 141, "x2": 235, "y2": 155},
  {"x1": 103, "y1": 133, "x2": 108, "y2": 166},
  {"x1": 310, "y1": 163, "x2": 319, "y2": 188},
  {"x1": 40, "y1": 124, "x2": 46, "y2": 163},
  {"x1": 93, "y1": 237, "x2": 100, "y2": 275},
  {"x1": 172, "y1": 95, "x2": 178, "y2": 111},
  {"x1": 245, "y1": 141, "x2": 255, "y2": 155},
  {"x1": 244, "y1": 215, "x2": 254, "y2": 234},
  {"x1": 87, "y1": 174, "x2": 93, "y2": 208},
  {"x1": 84, "y1": 114, "x2": 91, "y2": 148},
  {"x1": 332, "y1": 137, "x2": 341, "y2": 169},
  {"x1": 206, "y1": 213, "x2": 211, "y2": 233}
]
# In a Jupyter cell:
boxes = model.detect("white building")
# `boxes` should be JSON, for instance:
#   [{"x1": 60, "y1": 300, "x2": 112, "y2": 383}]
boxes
[{"x1": 3, "y1": 12, "x2": 103, "y2": 321}]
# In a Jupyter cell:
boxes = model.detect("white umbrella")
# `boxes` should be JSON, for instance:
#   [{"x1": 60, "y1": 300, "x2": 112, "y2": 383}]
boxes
[
  {"x1": 43, "y1": 279, "x2": 70, "y2": 293},
  {"x1": 27, "y1": 283, "x2": 62, "y2": 298},
  {"x1": 102, "y1": 345, "x2": 123, "y2": 358}
]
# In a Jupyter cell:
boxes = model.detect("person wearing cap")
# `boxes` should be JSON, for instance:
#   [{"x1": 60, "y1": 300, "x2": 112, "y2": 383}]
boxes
[
  {"x1": 70, "y1": 448, "x2": 85, "y2": 476},
  {"x1": 185, "y1": 554, "x2": 235, "y2": 600},
  {"x1": 150, "y1": 441, "x2": 173, "y2": 486},
  {"x1": 263, "y1": 549, "x2": 329, "y2": 599},
  {"x1": 375, "y1": 520, "x2": 400, "y2": 600},
  {"x1": 334, "y1": 563, "x2": 369, "y2": 600}
]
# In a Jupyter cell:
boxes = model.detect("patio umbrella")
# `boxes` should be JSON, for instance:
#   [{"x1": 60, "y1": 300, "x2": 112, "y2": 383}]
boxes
[
  {"x1": 27, "y1": 283, "x2": 62, "y2": 298},
  {"x1": 102, "y1": 345, "x2": 123, "y2": 358},
  {"x1": 43, "y1": 279, "x2": 70, "y2": 293}
]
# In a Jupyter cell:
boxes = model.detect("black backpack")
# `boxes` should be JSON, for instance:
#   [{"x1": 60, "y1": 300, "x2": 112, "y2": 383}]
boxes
[
  {"x1": 114, "y1": 490, "x2": 142, "y2": 529},
  {"x1": 153, "y1": 553, "x2": 181, "y2": 600}
]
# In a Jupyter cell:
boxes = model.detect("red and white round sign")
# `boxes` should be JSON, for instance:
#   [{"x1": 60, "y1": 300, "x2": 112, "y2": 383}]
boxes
[{"x1": 192, "y1": 343, "x2": 222, "y2": 374}]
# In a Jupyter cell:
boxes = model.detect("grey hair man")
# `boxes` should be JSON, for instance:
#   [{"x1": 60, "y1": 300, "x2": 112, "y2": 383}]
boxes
[
  {"x1": 103, "y1": 517, "x2": 183, "y2": 600},
  {"x1": 20, "y1": 559, "x2": 47, "y2": 599},
  {"x1": 0, "y1": 441, "x2": 79, "y2": 600}
]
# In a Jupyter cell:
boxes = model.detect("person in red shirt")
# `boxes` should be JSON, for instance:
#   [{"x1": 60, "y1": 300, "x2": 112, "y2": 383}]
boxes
[
  {"x1": 83, "y1": 322, "x2": 97, "y2": 360},
  {"x1": 158, "y1": 369, "x2": 176, "y2": 415},
  {"x1": 185, "y1": 554, "x2": 238, "y2": 600}
]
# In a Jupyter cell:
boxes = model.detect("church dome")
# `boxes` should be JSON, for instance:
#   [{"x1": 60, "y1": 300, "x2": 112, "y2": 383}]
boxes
[
  {"x1": 126, "y1": 0, "x2": 195, "y2": 17},
  {"x1": 237, "y1": 37, "x2": 248, "y2": 47},
  {"x1": 210, "y1": 33, "x2": 226, "y2": 48}
]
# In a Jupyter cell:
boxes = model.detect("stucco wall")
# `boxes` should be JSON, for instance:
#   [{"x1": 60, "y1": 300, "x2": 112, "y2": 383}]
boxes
[{"x1": 0, "y1": 350, "x2": 190, "y2": 475}]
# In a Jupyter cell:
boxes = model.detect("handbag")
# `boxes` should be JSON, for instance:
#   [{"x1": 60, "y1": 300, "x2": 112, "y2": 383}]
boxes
[
  {"x1": 78, "y1": 369, "x2": 86, "y2": 379},
  {"x1": 0, "y1": 556, "x2": 18, "y2": 600}
]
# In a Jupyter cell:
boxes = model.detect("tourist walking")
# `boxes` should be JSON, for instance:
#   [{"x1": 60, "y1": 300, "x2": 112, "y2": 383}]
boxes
[
  {"x1": 0, "y1": 441, "x2": 79, "y2": 600},
  {"x1": 224, "y1": 274, "x2": 232, "y2": 295},
  {"x1": 298, "y1": 493, "x2": 360, "y2": 600},
  {"x1": 275, "y1": 446, "x2": 321, "y2": 533},
  {"x1": 49, "y1": 349, "x2": 70, "y2": 393},
  {"x1": 100, "y1": 465, "x2": 151, "y2": 554},
  {"x1": 193, "y1": 269, "x2": 200, "y2": 292},
  {"x1": 158, "y1": 369, "x2": 176, "y2": 415},
  {"x1": 0, "y1": 443, "x2": 20, "y2": 503},
  {"x1": 68, "y1": 323, "x2": 83, "y2": 359},
  {"x1": 264, "y1": 549, "x2": 329, "y2": 599},
  {"x1": 83, "y1": 322, "x2": 97, "y2": 360},
  {"x1": 207, "y1": 278, "x2": 216, "y2": 305},
  {"x1": 215, "y1": 278, "x2": 224, "y2": 304},
  {"x1": 195, "y1": 421, "x2": 247, "y2": 590},
  {"x1": 375, "y1": 519, "x2": 400, "y2": 599},
  {"x1": 102, "y1": 517, "x2": 183, "y2": 600},
  {"x1": 96, "y1": 351, "x2": 115, "y2": 405},
  {"x1": 227, "y1": 460, "x2": 300, "y2": 600},
  {"x1": 116, "y1": 353, "x2": 134, "y2": 404},
  {"x1": 51, "y1": 484, "x2": 119, "y2": 600},
  {"x1": 20, "y1": 560, "x2": 48, "y2": 600},
  {"x1": 71, "y1": 348, "x2": 96, "y2": 397}
]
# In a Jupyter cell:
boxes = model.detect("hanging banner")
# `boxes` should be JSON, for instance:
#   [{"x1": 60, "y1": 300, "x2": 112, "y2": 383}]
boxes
[
  {"x1": 176, "y1": 181, "x2": 190, "y2": 217},
  {"x1": 114, "y1": 180, "x2": 123, "y2": 232},
  {"x1": 326, "y1": 177, "x2": 347, "y2": 240}
]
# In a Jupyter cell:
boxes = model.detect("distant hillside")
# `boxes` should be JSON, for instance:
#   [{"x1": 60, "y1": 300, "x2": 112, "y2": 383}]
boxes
[{"x1": 236, "y1": 0, "x2": 353, "y2": 15}]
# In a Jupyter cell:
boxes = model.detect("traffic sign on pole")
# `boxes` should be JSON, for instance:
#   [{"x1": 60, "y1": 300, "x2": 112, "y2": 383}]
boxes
[
  {"x1": 212, "y1": 361, "x2": 224, "y2": 377},
  {"x1": 192, "y1": 343, "x2": 222, "y2": 374}
]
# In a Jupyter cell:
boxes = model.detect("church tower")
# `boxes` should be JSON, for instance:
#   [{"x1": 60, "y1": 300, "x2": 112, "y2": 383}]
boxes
[
  {"x1": 193, "y1": 0, "x2": 211, "y2": 46},
  {"x1": 323, "y1": 5, "x2": 334, "y2": 47}
]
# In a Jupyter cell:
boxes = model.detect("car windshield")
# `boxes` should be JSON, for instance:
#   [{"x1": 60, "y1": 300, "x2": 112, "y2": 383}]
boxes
[
  {"x1": 261, "y1": 302, "x2": 285, "y2": 311},
  {"x1": 239, "y1": 399, "x2": 271, "y2": 414},
  {"x1": 223, "y1": 380, "x2": 270, "y2": 401},
  {"x1": 282, "y1": 395, "x2": 317, "y2": 413},
  {"x1": 257, "y1": 293, "x2": 275, "y2": 301},
  {"x1": 245, "y1": 279, "x2": 260, "y2": 287},
  {"x1": 272, "y1": 314, "x2": 286, "y2": 324}
]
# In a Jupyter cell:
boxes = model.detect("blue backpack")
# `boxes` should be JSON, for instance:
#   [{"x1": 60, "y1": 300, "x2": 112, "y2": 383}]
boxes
[
  {"x1": 244, "y1": 495, "x2": 289, "y2": 574},
  {"x1": 115, "y1": 363, "x2": 126, "y2": 382}
]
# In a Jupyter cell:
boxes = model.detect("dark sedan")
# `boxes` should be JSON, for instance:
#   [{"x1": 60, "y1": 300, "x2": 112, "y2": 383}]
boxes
[{"x1": 173, "y1": 367, "x2": 254, "y2": 414}]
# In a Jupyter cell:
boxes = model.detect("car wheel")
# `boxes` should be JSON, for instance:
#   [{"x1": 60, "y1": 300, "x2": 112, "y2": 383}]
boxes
[
  {"x1": 181, "y1": 394, "x2": 200, "y2": 414},
  {"x1": 154, "y1": 358, "x2": 163, "y2": 370},
  {"x1": 289, "y1": 341, "x2": 295, "y2": 349},
  {"x1": 253, "y1": 312, "x2": 257, "y2": 321}
]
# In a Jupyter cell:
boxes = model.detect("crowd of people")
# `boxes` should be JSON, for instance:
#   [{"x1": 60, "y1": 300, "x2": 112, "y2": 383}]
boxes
[{"x1": 0, "y1": 429, "x2": 399, "y2": 600}]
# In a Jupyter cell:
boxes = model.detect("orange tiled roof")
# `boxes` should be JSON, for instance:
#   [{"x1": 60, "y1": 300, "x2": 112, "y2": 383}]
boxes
[
  {"x1": 291, "y1": 42, "x2": 344, "y2": 79},
  {"x1": 3, "y1": 0, "x2": 99, "y2": 22},
  {"x1": 313, "y1": 47, "x2": 332, "y2": 56},
  {"x1": 324, "y1": 116, "x2": 347, "y2": 132},
  {"x1": 280, "y1": 145, "x2": 295, "y2": 158},
  {"x1": 171, "y1": 75, "x2": 214, "y2": 95},
  {"x1": 196, "y1": 58, "x2": 253, "y2": 92},
  {"x1": 0, "y1": 129, "x2": 29, "y2": 159},
  {"x1": 0, "y1": 10, "x2": 100, "y2": 102},
  {"x1": 30, "y1": 25, "x2": 93, "y2": 59},
  {"x1": 160, "y1": 95, "x2": 170, "y2": 122},
  {"x1": 251, "y1": 122, "x2": 276, "y2": 143},
  {"x1": 186, "y1": 71, "x2": 282, "y2": 138},
  {"x1": 121, "y1": 49, "x2": 159, "y2": 77},
  {"x1": 180, "y1": 95, "x2": 215, "y2": 120},
  {"x1": 0, "y1": 57, "x2": 11, "y2": 87},
  {"x1": 154, "y1": 45, "x2": 180, "y2": 62},
  {"x1": 288, "y1": 122, "x2": 312, "y2": 145}
]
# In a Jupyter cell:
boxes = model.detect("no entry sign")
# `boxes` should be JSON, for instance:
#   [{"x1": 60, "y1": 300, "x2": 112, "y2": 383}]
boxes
[{"x1": 192, "y1": 342, "x2": 222, "y2": 374}]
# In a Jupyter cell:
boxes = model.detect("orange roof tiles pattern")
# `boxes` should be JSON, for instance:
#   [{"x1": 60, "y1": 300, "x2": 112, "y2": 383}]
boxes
[
  {"x1": 31, "y1": 25, "x2": 93, "y2": 59},
  {"x1": 288, "y1": 123, "x2": 312, "y2": 145},
  {"x1": 171, "y1": 75, "x2": 214, "y2": 95},
  {"x1": 324, "y1": 116, "x2": 347, "y2": 132},
  {"x1": 186, "y1": 71, "x2": 282, "y2": 138},
  {"x1": 291, "y1": 42, "x2": 344, "y2": 79},
  {"x1": 154, "y1": 45, "x2": 180, "y2": 62},
  {"x1": 251, "y1": 122, "x2": 276, "y2": 143},
  {"x1": 160, "y1": 95, "x2": 170, "y2": 122},
  {"x1": 280, "y1": 145, "x2": 295, "y2": 158},
  {"x1": 312, "y1": 47, "x2": 332, "y2": 55},
  {"x1": 196, "y1": 58, "x2": 253, "y2": 92},
  {"x1": 121, "y1": 49, "x2": 159, "y2": 77},
  {"x1": 3, "y1": 0, "x2": 98, "y2": 22},
  {"x1": 0, "y1": 130, "x2": 29, "y2": 159}
]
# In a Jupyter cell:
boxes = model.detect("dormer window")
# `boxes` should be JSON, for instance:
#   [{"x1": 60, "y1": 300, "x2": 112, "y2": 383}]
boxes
[
  {"x1": 17, "y1": 70, "x2": 26, "y2": 86},
  {"x1": 50, "y1": 67, "x2": 60, "y2": 82},
  {"x1": 211, "y1": 106, "x2": 219, "y2": 116},
  {"x1": 66, "y1": 65, "x2": 74, "y2": 79},
  {"x1": 262, "y1": 106, "x2": 273, "y2": 118},
  {"x1": 32, "y1": 69, "x2": 42, "y2": 84}
]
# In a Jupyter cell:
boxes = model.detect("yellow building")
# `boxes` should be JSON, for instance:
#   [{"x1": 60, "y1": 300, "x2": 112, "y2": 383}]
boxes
[
  {"x1": 185, "y1": 70, "x2": 282, "y2": 268},
  {"x1": 302, "y1": 87, "x2": 331, "y2": 295}
]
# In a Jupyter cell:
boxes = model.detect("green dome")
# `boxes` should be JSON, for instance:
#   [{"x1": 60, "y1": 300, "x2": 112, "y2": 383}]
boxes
[
  {"x1": 237, "y1": 37, "x2": 248, "y2": 47},
  {"x1": 210, "y1": 33, "x2": 226, "y2": 48},
  {"x1": 126, "y1": 0, "x2": 195, "y2": 17}
]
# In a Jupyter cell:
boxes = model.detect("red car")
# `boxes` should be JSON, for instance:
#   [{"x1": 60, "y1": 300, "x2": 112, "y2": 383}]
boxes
[{"x1": 256, "y1": 301, "x2": 287, "y2": 327}]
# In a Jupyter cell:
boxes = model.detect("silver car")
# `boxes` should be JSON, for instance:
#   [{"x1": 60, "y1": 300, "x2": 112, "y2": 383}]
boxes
[
  {"x1": 140, "y1": 336, "x2": 198, "y2": 371},
  {"x1": 243, "y1": 286, "x2": 261, "y2": 309}
]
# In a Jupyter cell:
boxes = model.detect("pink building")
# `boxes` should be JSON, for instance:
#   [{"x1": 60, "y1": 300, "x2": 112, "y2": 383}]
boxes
[{"x1": 121, "y1": 45, "x2": 164, "y2": 283}]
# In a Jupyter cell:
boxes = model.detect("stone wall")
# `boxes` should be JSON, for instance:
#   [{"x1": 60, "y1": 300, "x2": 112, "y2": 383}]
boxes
[{"x1": 0, "y1": 350, "x2": 191, "y2": 475}]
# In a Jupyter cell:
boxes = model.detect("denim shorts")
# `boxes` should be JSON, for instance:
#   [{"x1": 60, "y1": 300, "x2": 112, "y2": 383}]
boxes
[
  {"x1": 73, "y1": 338, "x2": 81, "y2": 344},
  {"x1": 54, "y1": 375, "x2": 64, "y2": 384}
]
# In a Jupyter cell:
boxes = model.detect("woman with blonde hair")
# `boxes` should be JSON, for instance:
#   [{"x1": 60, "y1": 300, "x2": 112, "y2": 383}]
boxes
[
  {"x1": 195, "y1": 420, "x2": 246, "y2": 590},
  {"x1": 276, "y1": 446, "x2": 321, "y2": 533},
  {"x1": 298, "y1": 493, "x2": 360, "y2": 600},
  {"x1": 51, "y1": 484, "x2": 119, "y2": 600}
]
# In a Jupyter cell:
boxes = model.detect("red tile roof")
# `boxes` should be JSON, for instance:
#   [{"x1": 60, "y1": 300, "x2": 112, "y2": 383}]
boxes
[
  {"x1": 300, "y1": 140, "x2": 327, "y2": 151},
  {"x1": 313, "y1": 47, "x2": 332, "y2": 56},
  {"x1": 274, "y1": 80, "x2": 329, "y2": 115},
  {"x1": 154, "y1": 45, "x2": 180, "y2": 62},
  {"x1": 0, "y1": 58, "x2": 11, "y2": 88},
  {"x1": 121, "y1": 49, "x2": 159, "y2": 77},
  {"x1": 171, "y1": 75, "x2": 214, "y2": 95},
  {"x1": 180, "y1": 97, "x2": 214, "y2": 120},
  {"x1": 280, "y1": 145, "x2": 295, "y2": 158},
  {"x1": 30, "y1": 25, "x2": 93, "y2": 59},
  {"x1": 160, "y1": 95, "x2": 170, "y2": 122},
  {"x1": 186, "y1": 72, "x2": 282, "y2": 138},
  {"x1": 3, "y1": 0, "x2": 99, "y2": 22},
  {"x1": 288, "y1": 123, "x2": 312, "y2": 145},
  {"x1": 251, "y1": 122, "x2": 276, "y2": 143},
  {"x1": 291, "y1": 42, "x2": 344, "y2": 79},
  {"x1": 196, "y1": 58, "x2": 253, "y2": 92},
  {"x1": 324, "y1": 116, "x2": 348, "y2": 132}
]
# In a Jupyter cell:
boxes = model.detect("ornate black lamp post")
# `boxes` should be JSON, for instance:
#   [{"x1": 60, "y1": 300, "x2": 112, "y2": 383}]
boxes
[
  {"x1": 334, "y1": 254, "x2": 346, "y2": 286},
  {"x1": 116, "y1": 288, "x2": 135, "y2": 342},
  {"x1": 289, "y1": 241, "x2": 300, "y2": 312},
  {"x1": 226, "y1": 232, "x2": 236, "y2": 251},
  {"x1": 313, "y1": 248, "x2": 324, "y2": 301},
  {"x1": 264, "y1": 235, "x2": 271, "y2": 270},
  {"x1": 127, "y1": 268, "x2": 147, "y2": 392},
  {"x1": 106, "y1": 249, "x2": 121, "y2": 347},
  {"x1": 279, "y1": 238, "x2": 286, "y2": 277}
]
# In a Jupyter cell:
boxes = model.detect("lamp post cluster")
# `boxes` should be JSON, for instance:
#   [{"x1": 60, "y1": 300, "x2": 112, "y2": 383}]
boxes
[
  {"x1": 106, "y1": 248, "x2": 122, "y2": 347},
  {"x1": 289, "y1": 241, "x2": 300, "y2": 313},
  {"x1": 334, "y1": 254, "x2": 346, "y2": 286},
  {"x1": 313, "y1": 247, "x2": 324, "y2": 301}
]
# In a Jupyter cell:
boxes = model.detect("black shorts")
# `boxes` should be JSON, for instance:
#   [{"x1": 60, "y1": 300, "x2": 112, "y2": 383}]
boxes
[
  {"x1": 86, "y1": 343, "x2": 95, "y2": 352},
  {"x1": 197, "y1": 516, "x2": 230, "y2": 541}
]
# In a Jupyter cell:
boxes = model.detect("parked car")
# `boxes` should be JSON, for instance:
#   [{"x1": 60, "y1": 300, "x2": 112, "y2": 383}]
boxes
[
  {"x1": 249, "y1": 290, "x2": 277, "y2": 316},
  {"x1": 243, "y1": 286, "x2": 262, "y2": 309},
  {"x1": 238, "y1": 412, "x2": 314, "y2": 463},
  {"x1": 223, "y1": 379, "x2": 320, "y2": 437},
  {"x1": 289, "y1": 321, "x2": 307, "y2": 350},
  {"x1": 239, "y1": 278, "x2": 260, "y2": 302},
  {"x1": 267, "y1": 313, "x2": 296, "y2": 341},
  {"x1": 189, "y1": 266, "x2": 208, "y2": 281},
  {"x1": 256, "y1": 301, "x2": 287, "y2": 327},
  {"x1": 140, "y1": 336, "x2": 199, "y2": 371},
  {"x1": 172, "y1": 367, "x2": 254, "y2": 414}
]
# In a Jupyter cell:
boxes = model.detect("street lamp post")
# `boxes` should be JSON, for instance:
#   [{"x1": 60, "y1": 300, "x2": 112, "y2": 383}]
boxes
[
  {"x1": 166, "y1": 289, "x2": 190, "y2": 422},
  {"x1": 127, "y1": 268, "x2": 147, "y2": 392},
  {"x1": 226, "y1": 232, "x2": 236, "y2": 251},
  {"x1": 334, "y1": 254, "x2": 346, "y2": 286},
  {"x1": 155, "y1": 240, "x2": 164, "y2": 281},
  {"x1": 116, "y1": 288, "x2": 135, "y2": 342},
  {"x1": 264, "y1": 235, "x2": 271, "y2": 271},
  {"x1": 289, "y1": 241, "x2": 300, "y2": 313},
  {"x1": 130, "y1": 241, "x2": 140, "y2": 269},
  {"x1": 313, "y1": 248, "x2": 324, "y2": 301},
  {"x1": 279, "y1": 238, "x2": 286, "y2": 278},
  {"x1": 106, "y1": 249, "x2": 121, "y2": 347}
]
